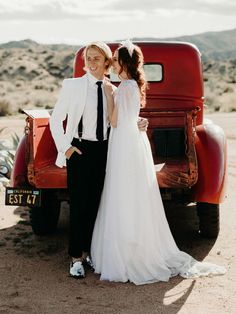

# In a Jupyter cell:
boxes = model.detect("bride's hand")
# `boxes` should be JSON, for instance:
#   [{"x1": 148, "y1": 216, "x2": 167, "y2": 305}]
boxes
[{"x1": 103, "y1": 80, "x2": 114, "y2": 100}]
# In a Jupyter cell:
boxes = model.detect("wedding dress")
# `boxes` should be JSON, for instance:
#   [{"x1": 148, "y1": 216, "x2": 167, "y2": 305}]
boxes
[{"x1": 91, "y1": 79, "x2": 226, "y2": 285}]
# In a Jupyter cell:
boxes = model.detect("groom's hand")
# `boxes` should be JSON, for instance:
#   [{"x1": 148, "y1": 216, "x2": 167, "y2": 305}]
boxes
[
  {"x1": 65, "y1": 146, "x2": 82, "y2": 160},
  {"x1": 137, "y1": 117, "x2": 149, "y2": 132}
]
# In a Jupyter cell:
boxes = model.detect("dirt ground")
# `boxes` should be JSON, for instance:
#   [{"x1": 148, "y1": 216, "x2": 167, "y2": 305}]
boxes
[{"x1": 0, "y1": 113, "x2": 235, "y2": 314}]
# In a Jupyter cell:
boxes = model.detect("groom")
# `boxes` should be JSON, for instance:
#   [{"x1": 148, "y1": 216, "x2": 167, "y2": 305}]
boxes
[{"x1": 50, "y1": 41, "x2": 148, "y2": 279}]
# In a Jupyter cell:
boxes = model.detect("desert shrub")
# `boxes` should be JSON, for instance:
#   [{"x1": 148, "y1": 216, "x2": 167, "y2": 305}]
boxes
[
  {"x1": 15, "y1": 81, "x2": 23, "y2": 88},
  {"x1": 34, "y1": 84, "x2": 43, "y2": 90},
  {"x1": 31, "y1": 69, "x2": 40, "y2": 77},
  {"x1": 2, "y1": 50, "x2": 11, "y2": 58},
  {"x1": 34, "y1": 99, "x2": 45, "y2": 107},
  {"x1": 223, "y1": 86, "x2": 234, "y2": 93},
  {"x1": 0, "y1": 99, "x2": 12, "y2": 116},
  {"x1": 219, "y1": 65, "x2": 226, "y2": 75},
  {"x1": 18, "y1": 65, "x2": 26, "y2": 71},
  {"x1": 0, "y1": 129, "x2": 20, "y2": 179},
  {"x1": 45, "y1": 55, "x2": 54, "y2": 62},
  {"x1": 227, "y1": 76, "x2": 236, "y2": 83}
]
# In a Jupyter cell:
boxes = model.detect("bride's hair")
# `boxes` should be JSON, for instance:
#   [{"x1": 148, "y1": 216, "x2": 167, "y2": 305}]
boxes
[{"x1": 117, "y1": 45, "x2": 147, "y2": 107}]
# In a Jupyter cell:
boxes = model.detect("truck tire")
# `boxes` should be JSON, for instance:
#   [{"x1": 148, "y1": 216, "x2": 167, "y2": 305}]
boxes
[
  {"x1": 29, "y1": 190, "x2": 61, "y2": 235},
  {"x1": 197, "y1": 202, "x2": 219, "y2": 238}
]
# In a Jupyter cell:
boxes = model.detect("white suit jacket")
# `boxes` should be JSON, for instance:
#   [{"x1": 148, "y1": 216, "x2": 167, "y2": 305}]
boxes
[{"x1": 50, "y1": 74, "x2": 88, "y2": 168}]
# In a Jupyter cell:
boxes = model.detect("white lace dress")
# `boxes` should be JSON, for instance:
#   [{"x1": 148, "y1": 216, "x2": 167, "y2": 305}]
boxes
[{"x1": 91, "y1": 79, "x2": 226, "y2": 285}]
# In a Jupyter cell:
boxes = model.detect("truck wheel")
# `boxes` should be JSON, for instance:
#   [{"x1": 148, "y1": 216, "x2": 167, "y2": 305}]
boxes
[
  {"x1": 196, "y1": 202, "x2": 219, "y2": 238},
  {"x1": 29, "y1": 190, "x2": 61, "y2": 235}
]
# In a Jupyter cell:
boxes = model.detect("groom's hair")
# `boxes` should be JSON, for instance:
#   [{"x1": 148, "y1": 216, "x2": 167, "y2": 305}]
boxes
[{"x1": 83, "y1": 41, "x2": 112, "y2": 73}]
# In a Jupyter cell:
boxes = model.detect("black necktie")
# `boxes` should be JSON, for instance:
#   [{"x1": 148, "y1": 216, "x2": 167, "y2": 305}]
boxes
[{"x1": 96, "y1": 81, "x2": 104, "y2": 141}]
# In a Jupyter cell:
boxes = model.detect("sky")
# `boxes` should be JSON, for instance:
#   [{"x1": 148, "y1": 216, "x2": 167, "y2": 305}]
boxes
[{"x1": 0, "y1": 0, "x2": 236, "y2": 45}]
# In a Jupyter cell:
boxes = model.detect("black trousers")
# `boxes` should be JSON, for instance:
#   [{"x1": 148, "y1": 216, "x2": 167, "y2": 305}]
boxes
[{"x1": 66, "y1": 138, "x2": 108, "y2": 258}]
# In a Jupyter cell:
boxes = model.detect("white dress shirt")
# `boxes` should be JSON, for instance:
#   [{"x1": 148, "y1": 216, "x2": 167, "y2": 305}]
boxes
[{"x1": 74, "y1": 72, "x2": 109, "y2": 141}]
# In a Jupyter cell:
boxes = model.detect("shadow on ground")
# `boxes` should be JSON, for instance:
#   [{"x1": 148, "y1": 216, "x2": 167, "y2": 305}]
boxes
[{"x1": 0, "y1": 201, "x2": 216, "y2": 314}]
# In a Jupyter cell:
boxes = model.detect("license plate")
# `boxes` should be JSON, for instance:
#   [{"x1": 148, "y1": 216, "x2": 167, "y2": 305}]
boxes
[{"x1": 5, "y1": 187, "x2": 41, "y2": 207}]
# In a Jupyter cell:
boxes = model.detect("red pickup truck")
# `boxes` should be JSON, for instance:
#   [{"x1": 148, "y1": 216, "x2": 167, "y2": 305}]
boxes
[{"x1": 5, "y1": 41, "x2": 227, "y2": 238}]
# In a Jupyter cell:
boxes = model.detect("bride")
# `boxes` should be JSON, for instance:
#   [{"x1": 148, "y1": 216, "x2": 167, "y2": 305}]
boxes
[{"x1": 91, "y1": 40, "x2": 226, "y2": 285}]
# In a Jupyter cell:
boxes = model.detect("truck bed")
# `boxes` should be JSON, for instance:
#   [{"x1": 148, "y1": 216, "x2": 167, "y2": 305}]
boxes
[{"x1": 24, "y1": 109, "x2": 198, "y2": 189}]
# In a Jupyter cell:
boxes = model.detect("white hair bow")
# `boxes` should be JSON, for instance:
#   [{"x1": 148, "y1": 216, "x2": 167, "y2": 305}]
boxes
[{"x1": 120, "y1": 39, "x2": 135, "y2": 57}]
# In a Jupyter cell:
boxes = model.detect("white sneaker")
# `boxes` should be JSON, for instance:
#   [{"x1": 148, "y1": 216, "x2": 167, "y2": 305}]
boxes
[{"x1": 69, "y1": 261, "x2": 85, "y2": 279}]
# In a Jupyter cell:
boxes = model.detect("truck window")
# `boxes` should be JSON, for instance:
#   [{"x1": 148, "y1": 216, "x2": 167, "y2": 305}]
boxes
[{"x1": 109, "y1": 63, "x2": 163, "y2": 83}]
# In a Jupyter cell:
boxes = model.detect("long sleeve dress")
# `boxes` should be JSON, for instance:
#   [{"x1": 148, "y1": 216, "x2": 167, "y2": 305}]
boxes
[{"x1": 91, "y1": 79, "x2": 226, "y2": 285}]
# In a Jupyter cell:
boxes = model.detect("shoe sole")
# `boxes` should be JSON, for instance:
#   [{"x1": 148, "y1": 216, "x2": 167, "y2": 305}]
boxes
[{"x1": 69, "y1": 274, "x2": 86, "y2": 279}]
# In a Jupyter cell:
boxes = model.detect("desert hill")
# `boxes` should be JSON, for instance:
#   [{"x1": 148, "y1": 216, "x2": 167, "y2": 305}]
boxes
[
  {"x1": 134, "y1": 28, "x2": 236, "y2": 60},
  {"x1": 1, "y1": 27, "x2": 236, "y2": 60},
  {"x1": 0, "y1": 41, "x2": 78, "y2": 115},
  {"x1": 0, "y1": 28, "x2": 236, "y2": 115}
]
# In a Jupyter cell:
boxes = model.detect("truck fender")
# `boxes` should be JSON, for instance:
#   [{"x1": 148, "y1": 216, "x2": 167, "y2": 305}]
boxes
[
  {"x1": 192, "y1": 122, "x2": 227, "y2": 204},
  {"x1": 11, "y1": 135, "x2": 28, "y2": 187}
]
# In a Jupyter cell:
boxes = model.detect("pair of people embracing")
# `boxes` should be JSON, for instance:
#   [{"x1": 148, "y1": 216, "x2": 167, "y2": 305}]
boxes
[{"x1": 50, "y1": 41, "x2": 226, "y2": 285}]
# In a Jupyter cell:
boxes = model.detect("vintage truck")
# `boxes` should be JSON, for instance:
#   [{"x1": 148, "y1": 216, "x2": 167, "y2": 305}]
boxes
[{"x1": 5, "y1": 41, "x2": 227, "y2": 238}]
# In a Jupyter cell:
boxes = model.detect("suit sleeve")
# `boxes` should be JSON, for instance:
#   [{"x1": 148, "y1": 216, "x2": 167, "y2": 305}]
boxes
[{"x1": 50, "y1": 79, "x2": 72, "y2": 155}]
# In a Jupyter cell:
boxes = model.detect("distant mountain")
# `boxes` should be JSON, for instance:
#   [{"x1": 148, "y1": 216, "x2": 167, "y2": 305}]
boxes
[
  {"x1": 0, "y1": 38, "x2": 80, "y2": 52},
  {"x1": 0, "y1": 28, "x2": 236, "y2": 60},
  {"x1": 0, "y1": 39, "x2": 39, "y2": 49},
  {"x1": 133, "y1": 28, "x2": 236, "y2": 60},
  {"x1": 167, "y1": 28, "x2": 236, "y2": 60}
]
